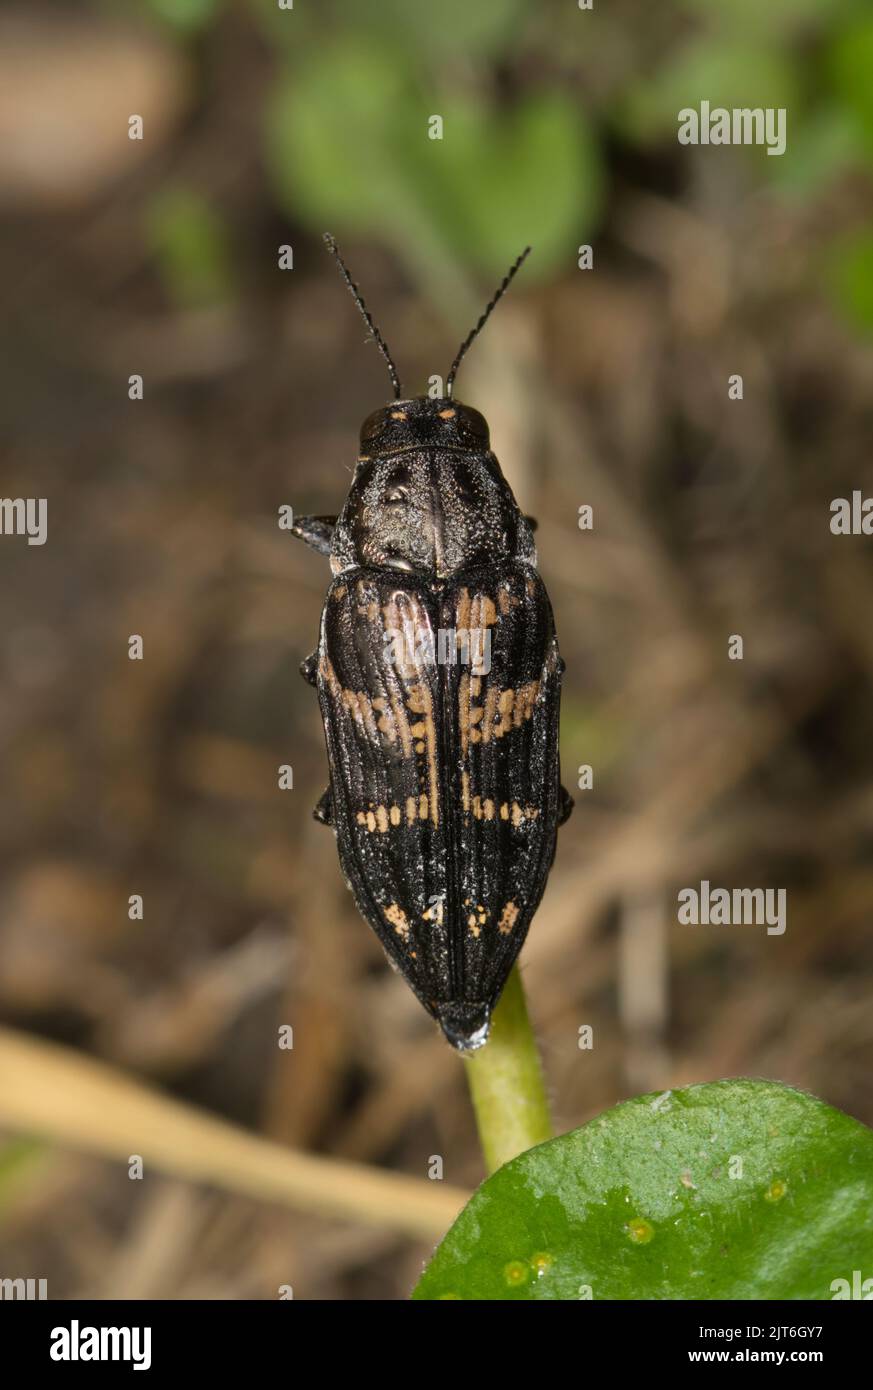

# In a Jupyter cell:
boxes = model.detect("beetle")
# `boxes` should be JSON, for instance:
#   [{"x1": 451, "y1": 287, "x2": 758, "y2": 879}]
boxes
[{"x1": 292, "y1": 235, "x2": 572, "y2": 1051}]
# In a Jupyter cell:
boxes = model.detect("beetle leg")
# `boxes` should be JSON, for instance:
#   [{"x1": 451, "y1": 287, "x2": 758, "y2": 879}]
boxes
[
  {"x1": 524, "y1": 515, "x2": 538, "y2": 532},
  {"x1": 558, "y1": 784, "x2": 574, "y2": 826},
  {"x1": 313, "y1": 785, "x2": 334, "y2": 826},
  {"x1": 291, "y1": 515, "x2": 336, "y2": 556},
  {"x1": 300, "y1": 651, "x2": 318, "y2": 686}
]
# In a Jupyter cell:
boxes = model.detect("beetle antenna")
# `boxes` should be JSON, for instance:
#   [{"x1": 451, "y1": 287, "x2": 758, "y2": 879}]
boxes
[
  {"x1": 445, "y1": 246, "x2": 531, "y2": 398},
  {"x1": 323, "y1": 234, "x2": 403, "y2": 400}
]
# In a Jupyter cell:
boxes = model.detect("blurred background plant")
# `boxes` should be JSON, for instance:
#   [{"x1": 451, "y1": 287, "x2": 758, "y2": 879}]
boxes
[{"x1": 1, "y1": 0, "x2": 872, "y2": 1298}]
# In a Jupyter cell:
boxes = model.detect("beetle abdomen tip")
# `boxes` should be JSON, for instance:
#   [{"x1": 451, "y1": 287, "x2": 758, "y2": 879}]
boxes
[{"x1": 437, "y1": 1002, "x2": 491, "y2": 1052}]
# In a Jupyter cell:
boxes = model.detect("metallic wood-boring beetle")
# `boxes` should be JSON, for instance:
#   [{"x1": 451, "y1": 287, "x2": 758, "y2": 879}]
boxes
[{"x1": 292, "y1": 236, "x2": 572, "y2": 1051}]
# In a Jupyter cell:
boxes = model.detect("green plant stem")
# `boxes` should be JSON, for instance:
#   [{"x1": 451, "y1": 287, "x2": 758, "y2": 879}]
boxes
[{"x1": 464, "y1": 966, "x2": 552, "y2": 1173}]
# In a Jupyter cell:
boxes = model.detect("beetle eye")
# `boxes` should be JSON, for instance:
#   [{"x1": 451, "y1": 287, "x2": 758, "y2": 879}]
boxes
[
  {"x1": 360, "y1": 409, "x2": 387, "y2": 443},
  {"x1": 462, "y1": 408, "x2": 489, "y2": 440},
  {"x1": 385, "y1": 486, "x2": 409, "y2": 505}
]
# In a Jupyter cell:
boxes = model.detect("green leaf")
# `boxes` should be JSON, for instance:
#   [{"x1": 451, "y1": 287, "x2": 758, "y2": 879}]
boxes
[
  {"x1": 622, "y1": 40, "x2": 800, "y2": 145},
  {"x1": 264, "y1": 41, "x2": 411, "y2": 238},
  {"x1": 264, "y1": 39, "x2": 601, "y2": 288},
  {"x1": 331, "y1": 0, "x2": 529, "y2": 60},
  {"x1": 414, "y1": 1080, "x2": 873, "y2": 1300},
  {"x1": 425, "y1": 92, "x2": 602, "y2": 274}
]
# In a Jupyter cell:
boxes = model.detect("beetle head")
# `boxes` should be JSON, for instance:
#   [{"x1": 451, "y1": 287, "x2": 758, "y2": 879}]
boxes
[{"x1": 358, "y1": 396, "x2": 490, "y2": 456}]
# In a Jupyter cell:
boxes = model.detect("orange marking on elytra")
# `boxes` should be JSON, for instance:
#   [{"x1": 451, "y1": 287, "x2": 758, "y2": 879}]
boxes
[
  {"x1": 407, "y1": 683, "x2": 439, "y2": 826},
  {"x1": 498, "y1": 902, "x2": 520, "y2": 934},
  {"x1": 481, "y1": 685, "x2": 499, "y2": 744},
  {"x1": 390, "y1": 693, "x2": 414, "y2": 758},
  {"x1": 458, "y1": 673, "x2": 471, "y2": 756},
  {"x1": 384, "y1": 903, "x2": 410, "y2": 938},
  {"x1": 455, "y1": 587, "x2": 471, "y2": 634}
]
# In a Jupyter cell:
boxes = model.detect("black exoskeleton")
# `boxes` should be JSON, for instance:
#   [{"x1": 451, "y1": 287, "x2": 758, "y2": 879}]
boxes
[{"x1": 292, "y1": 237, "x2": 572, "y2": 1051}]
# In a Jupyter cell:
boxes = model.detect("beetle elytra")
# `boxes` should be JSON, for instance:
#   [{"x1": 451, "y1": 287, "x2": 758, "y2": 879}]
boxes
[{"x1": 292, "y1": 237, "x2": 572, "y2": 1050}]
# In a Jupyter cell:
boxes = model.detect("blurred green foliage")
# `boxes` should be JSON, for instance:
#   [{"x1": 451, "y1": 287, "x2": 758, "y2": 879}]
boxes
[
  {"x1": 0, "y1": 1138, "x2": 48, "y2": 1219},
  {"x1": 265, "y1": 41, "x2": 600, "y2": 295},
  {"x1": 560, "y1": 696, "x2": 626, "y2": 779},
  {"x1": 621, "y1": 40, "x2": 801, "y2": 145},
  {"x1": 128, "y1": 0, "x2": 873, "y2": 333},
  {"x1": 827, "y1": 232, "x2": 873, "y2": 333},
  {"x1": 331, "y1": 0, "x2": 529, "y2": 59},
  {"x1": 679, "y1": 0, "x2": 855, "y2": 37},
  {"x1": 130, "y1": 0, "x2": 225, "y2": 35},
  {"x1": 144, "y1": 188, "x2": 236, "y2": 310},
  {"x1": 827, "y1": 15, "x2": 873, "y2": 157}
]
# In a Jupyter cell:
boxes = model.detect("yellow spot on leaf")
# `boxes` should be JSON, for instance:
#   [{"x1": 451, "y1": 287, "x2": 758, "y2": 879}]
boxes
[
  {"x1": 764, "y1": 1179, "x2": 788, "y2": 1203},
  {"x1": 503, "y1": 1260, "x2": 529, "y2": 1287},
  {"x1": 626, "y1": 1217, "x2": 655, "y2": 1244}
]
